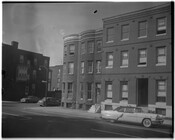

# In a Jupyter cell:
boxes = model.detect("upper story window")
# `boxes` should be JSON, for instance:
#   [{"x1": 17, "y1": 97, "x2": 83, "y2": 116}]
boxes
[
  {"x1": 157, "y1": 17, "x2": 167, "y2": 35},
  {"x1": 27, "y1": 60, "x2": 31, "y2": 66},
  {"x1": 121, "y1": 24, "x2": 129, "y2": 40},
  {"x1": 106, "y1": 81, "x2": 112, "y2": 99},
  {"x1": 81, "y1": 43, "x2": 86, "y2": 55},
  {"x1": 138, "y1": 49, "x2": 147, "y2": 66},
  {"x1": 138, "y1": 21, "x2": 147, "y2": 38},
  {"x1": 106, "y1": 52, "x2": 113, "y2": 68},
  {"x1": 96, "y1": 60, "x2": 101, "y2": 73},
  {"x1": 64, "y1": 46, "x2": 67, "y2": 56},
  {"x1": 69, "y1": 44, "x2": 75, "y2": 55},
  {"x1": 157, "y1": 80, "x2": 166, "y2": 102},
  {"x1": 88, "y1": 41, "x2": 94, "y2": 53},
  {"x1": 121, "y1": 51, "x2": 129, "y2": 67},
  {"x1": 88, "y1": 61, "x2": 93, "y2": 74},
  {"x1": 156, "y1": 46, "x2": 166, "y2": 66},
  {"x1": 34, "y1": 58, "x2": 37, "y2": 65},
  {"x1": 19, "y1": 55, "x2": 24, "y2": 64},
  {"x1": 44, "y1": 59, "x2": 48, "y2": 66},
  {"x1": 68, "y1": 62, "x2": 74, "y2": 74},
  {"x1": 106, "y1": 27, "x2": 114, "y2": 43},
  {"x1": 96, "y1": 40, "x2": 102, "y2": 52},
  {"x1": 67, "y1": 82, "x2": 73, "y2": 99},
  {"x1": 81, "y1": 61, "x2": 85, "y2": 74}
]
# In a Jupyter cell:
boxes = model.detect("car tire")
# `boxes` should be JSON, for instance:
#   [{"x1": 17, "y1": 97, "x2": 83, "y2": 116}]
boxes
[{"x1": 142, "y1": 118, "x2": 152, "y2": 128}]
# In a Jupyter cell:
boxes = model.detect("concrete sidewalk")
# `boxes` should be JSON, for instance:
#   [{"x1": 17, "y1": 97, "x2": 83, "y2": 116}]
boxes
[{"x1": 28, "y1": 106, "x2": 173, "y2": 127}]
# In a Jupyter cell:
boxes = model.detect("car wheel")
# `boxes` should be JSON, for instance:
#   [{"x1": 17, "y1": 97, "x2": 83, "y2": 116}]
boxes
[{"x1": 142, "y1": 118, "x2": 152, "y2": 128}]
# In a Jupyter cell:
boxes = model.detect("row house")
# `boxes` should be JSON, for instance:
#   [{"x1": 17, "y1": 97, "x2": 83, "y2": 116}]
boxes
[{"x1": 62, "y1": 3, "x2": 172, "y2": 117}]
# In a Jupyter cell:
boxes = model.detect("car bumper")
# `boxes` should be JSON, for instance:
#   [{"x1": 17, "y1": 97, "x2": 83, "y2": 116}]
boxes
[{"x1": 152, "y1": 120, "x2": 164, "y2": 125}]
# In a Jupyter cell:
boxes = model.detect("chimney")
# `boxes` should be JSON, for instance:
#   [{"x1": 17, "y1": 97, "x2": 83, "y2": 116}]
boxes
[{"x1": 11, "y1": 41, "x2": 18, "y2": 49}]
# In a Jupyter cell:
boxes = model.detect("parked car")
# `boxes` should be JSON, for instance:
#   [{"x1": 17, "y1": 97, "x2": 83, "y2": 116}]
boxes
[
  {"x1": 101, "y1": 106, "x2": 164, "y2": 128},
  {"x1": 20, "y1": 96, "x2": 39, "y2": 103},
  {"x1": 37, "y1": 97, "x2": 61, "y2": 106}
]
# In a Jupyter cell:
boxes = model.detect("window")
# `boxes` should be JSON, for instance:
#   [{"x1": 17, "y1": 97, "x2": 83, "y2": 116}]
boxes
[
  {"x1": 121, "y1": 51, "x2": 129, "y2": 67},
  {"x1": 106, "y1": 27, "x2": 114, "y2": 42},
  {"x1": 27, "y1": 60, "x2": 31, "y2": 66},
  {"x1": 125, "y1": 107, "x2": 134, "y2": 113},
  {"x1": 156, "y1": 108, "x2": 166, "y2": 116},
  {"x1": 87, "y1": 83, "x2": 93, "y2": 99},
  {"x1": 106, "y1": 53, "x2": 113, "y2": 68},
  {"x1": 81, "y1": 61, "x2": 85, "y2": 74},
  {"x1": 121, "y1": 81, "x2": 128, "y2": 101},
  {"x1": 138, "y1": 49, "x2": 147, "y2": 66},
  {"x1": 88, "y1": 41, "x2": 94, "y2": 53},
  {"x1": 68, "y1": 62, "x2": 74, "y2": 74},
  {"x1": 122, "y1": 24, "x2": 129, "y2": 40},
  {"x1": 68, "y1": 83, "x2": 73, "y2": 99},
  {"x1": 20, "y1": 55, "x2": 24, "y2": 64},
  {"x1": 96, "y1": 60, "x2": 101, "y2": 73},
  {"x1": 34, "y1": 58, "x2": 37, "y2": 65},
  {"x1": 88, "y1": 61, "x2": 93, "y2": 73},
  {"x1": 96, "y1": 40, "x2": 102, "y2": 52},
  {"x1": 33, "y1": 70, "x2": 36, "y2": 79},
  {"x1": 69, "y1": 44, "x2": 75, "y2": 55},
  {"x1": 64, "y1": 46, "x2": 67, "y2": 56},
  {"x1": 106, "y1": 82, "x2": 112, "y2": 99},
  {"x1": 44, "y1": 60, "x2": 48, "y2": 66},
  {"x1": 81, "y1": 43, "x2": 86, "y2": 55},
  {"x1": 138, "y1": 21, "x2": 147, "y2": 38},
  {"x1": 157, "y1": 17, "x2": 166, "y2": 35},
  {"x1": 80, "y1": 83, "x2": 84, "y2": 99},
  {"x1": 157, "y1": 80, "x2": 166, "y2": 102},
  {"x1": 156, "y1": 47, "x2": 166, "y2": 66},
  {"x1": 96, "y1": 83, "x2": 101, "y2": 95}
]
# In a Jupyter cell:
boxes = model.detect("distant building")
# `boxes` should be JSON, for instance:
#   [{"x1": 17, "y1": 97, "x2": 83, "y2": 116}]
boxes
[
  {"x1": 62, "y1": 3, "x2": 172, "y2": 117},
  {"x1": 2, "y1": 41, "x2": 50, "y2": 101},
  {"x1": 49, "y1": 65, "x2": 63, "y2": 91}
]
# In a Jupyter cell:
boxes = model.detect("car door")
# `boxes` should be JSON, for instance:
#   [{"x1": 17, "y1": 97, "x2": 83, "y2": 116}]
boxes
[{"x1": 119, "y1": 107, "x2": 137, "y2": 123}]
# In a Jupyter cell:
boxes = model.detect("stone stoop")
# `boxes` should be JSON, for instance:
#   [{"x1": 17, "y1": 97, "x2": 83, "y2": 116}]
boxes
[{"x1": 88, "y1": 104, "x2": 101, "y2": 113}]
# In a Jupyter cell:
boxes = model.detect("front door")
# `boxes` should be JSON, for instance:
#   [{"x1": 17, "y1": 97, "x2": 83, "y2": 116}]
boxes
[{"x1": 137, "y1": 78, "x2": 148, "y2": 107}]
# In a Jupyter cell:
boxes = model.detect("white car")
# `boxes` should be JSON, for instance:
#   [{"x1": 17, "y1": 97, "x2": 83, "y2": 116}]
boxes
[{"x1": 101, "y1": 106, "x2": 164, "y2": 128}]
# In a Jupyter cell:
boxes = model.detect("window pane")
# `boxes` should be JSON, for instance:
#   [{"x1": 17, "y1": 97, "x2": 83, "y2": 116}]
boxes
[{"x1": 107, "y1": 27, "x2": 114, "y2": 42}]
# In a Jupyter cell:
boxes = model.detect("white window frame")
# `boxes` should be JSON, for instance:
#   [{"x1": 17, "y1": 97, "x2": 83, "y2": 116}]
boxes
[
  {"x1": 106, "y1": 82, "x2": 112, "y2": 99},
  {"x1": 156, "y1": 46, "x2": 166, "y2": 66},
  {"x1": 106, "y1": 27, "x2": 114, "y2": 43},
  {"x1": 138, "y1": 21, "x2": 147, "y2": 38},
  {"x1": 68, "y1": 62, "x2": 74, "y2": 74},
  {"x1": 156, "y1": 17, "x2": 167, "y2": 36},
  {"x1": 121, "y1": 24, "x2": 129, "y2": 41},
  {"x1": 106, "y1": 53, "x2": 113, "y2": 68},
  {"x1": 88, "y1": 41, "x2": 94, "y2": 53},
  {"x1": 157, "y1": 80, "x2": 166, "y2": 103},
  {"x1": 138, "y1": 49, "x2": 147, "y2": 67},
  {"x1": 120, "y1": 51, "x2": 129, "y2": 68}
]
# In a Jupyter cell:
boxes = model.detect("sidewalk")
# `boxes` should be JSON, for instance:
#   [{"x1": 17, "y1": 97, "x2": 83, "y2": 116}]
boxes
[{"x1": 28, "y1": 106, "x2": 173, "y2": 127}]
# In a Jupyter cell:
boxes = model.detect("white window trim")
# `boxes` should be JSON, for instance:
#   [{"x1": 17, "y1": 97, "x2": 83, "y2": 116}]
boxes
[
  {"x1": 138, "y1": 35, "x2": 147, "y2": 39},
  {"x1": 120, "y1": 65, "x2": 128, "y2": 68},
  {"x1": 105, "y1": 66, "x2": 113, "y2": 69},
  {"x1": 121, "y1": 38, "x2": 129, "y2": 41},
  {"x1": 106, "y1": 40, "x2": 114, "y2": 43},
  {"x1": 156, "y1": 33, "x2": 167, "y2": 36},
  {"x1": 156, "y1": 63, "x2": 166, "y2": 66},
  {"x1": 137, "y1": 64, "x2": 147, "y2": 67}
]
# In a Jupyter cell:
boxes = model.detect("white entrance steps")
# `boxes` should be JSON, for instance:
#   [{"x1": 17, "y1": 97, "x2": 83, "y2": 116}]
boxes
[{"x1": 88, "y1": 104, "x2": 101, "y2": 113}]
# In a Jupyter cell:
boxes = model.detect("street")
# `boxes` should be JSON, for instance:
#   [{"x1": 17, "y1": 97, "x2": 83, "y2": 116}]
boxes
[{"x1": 2, "y1": 101, "x2": 173, "y2": 138}]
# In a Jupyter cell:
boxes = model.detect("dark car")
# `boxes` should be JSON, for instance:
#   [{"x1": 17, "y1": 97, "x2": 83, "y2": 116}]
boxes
[
  {"x1": 37, "y1": 97, "x2": 61, "y2": 106},
  {"x1": 20, "y1": 96, "x2": 39, "y2": 103}
]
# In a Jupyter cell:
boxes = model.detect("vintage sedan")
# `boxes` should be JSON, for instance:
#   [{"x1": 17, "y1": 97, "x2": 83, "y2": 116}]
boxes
[
  {"x1": 101, "y1": 106, "x2": 164, "y2": 128},
  {"x1": 20, "y1": 96, "x2": 39, "y2": 103},
  {"x1": 37, "y1": 97, "x2": 61, "y2": 106}
]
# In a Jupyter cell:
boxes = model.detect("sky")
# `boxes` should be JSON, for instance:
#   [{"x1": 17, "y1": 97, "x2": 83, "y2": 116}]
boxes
[{"x1": 2, "y1": 2, "x2": 168, "y2": 66}]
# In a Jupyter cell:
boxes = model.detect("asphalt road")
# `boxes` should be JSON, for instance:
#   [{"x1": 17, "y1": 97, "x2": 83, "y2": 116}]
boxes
[{"x1": 2, "y1": 101, "x2": 173, "y2": 138}]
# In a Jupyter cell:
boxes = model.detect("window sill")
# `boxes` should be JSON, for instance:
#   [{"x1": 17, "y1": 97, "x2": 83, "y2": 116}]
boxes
[
  {"x1": 87, "y1": 99, "x2": 92, "y2": 101},
  {"x1": 106, "y1": 41, "x2": 114, "y2": 43},
  {"x1": 121, "y1": 38, "x2": 129, "y2": 41},
  {"x1": 156, "y1": 63, "x2": 166, "y2": 66},
  {"x1": 105, "y1": 66, "x2": 113, "y2": 69},
  {"x1": 138, "y1": 36, "x2": 147, "y2": 39},
  {"x1": 137, "y1": 64, "x2": 147, "y2": 67},
  {"x1": 156, "y1": 33, "x2": 166, "y2": 36},
  {"x1": 155, "y1": 102, "x2": 166, "y2": 107},
  {"x1": 120, "y1": 66, "x2": 128, "y2": 68}
]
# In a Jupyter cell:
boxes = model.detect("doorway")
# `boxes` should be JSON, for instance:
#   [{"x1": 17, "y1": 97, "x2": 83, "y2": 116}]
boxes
[{"x1": 137, "y1": 78, "x2": 148, "y2": 106}]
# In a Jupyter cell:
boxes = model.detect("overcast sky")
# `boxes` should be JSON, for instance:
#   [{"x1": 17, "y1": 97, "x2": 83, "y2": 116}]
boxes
[{"x1": 3, "y1": 2, "x2": 168, "y2": 66}]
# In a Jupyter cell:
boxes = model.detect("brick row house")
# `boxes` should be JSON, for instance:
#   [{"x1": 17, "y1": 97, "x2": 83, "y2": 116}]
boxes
[
  {"x1": 62, "y1": 3, "x2": 172, "y2": 117},
  {"x1": 2, "y1": 41, "x2": 50, "y2": 101}
]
